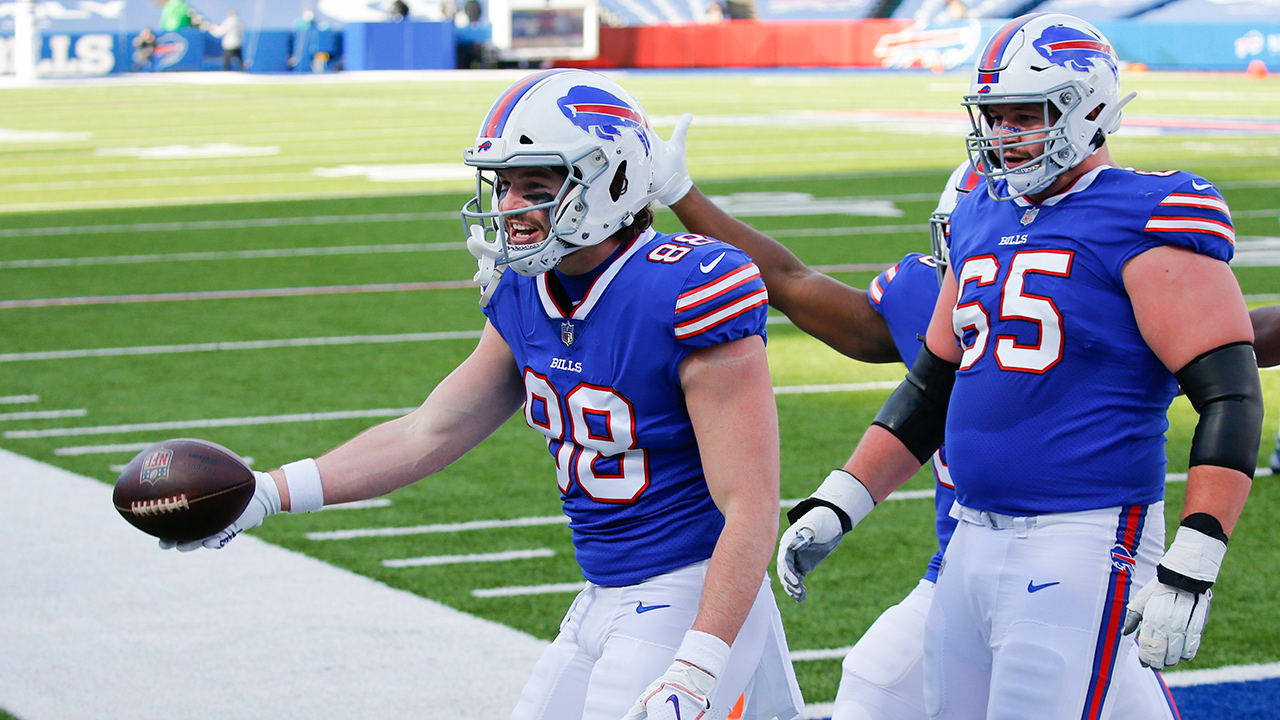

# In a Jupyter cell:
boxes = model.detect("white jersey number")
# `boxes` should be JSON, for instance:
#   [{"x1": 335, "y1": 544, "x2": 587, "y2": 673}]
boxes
[
  {"x1": 953, "y1": 250, "x2": 1073, "y2": 373},
  {"x1": 523, "y1": 370, "x2": 649, "y2": 503}
]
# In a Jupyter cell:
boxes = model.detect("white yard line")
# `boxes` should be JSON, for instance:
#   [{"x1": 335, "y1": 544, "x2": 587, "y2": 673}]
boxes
[
  {"x1": 0, "y1": 448, "x2": 546, "y2": 720},
  {"x1": 5, "y1": 407, "x2": 418, "y2": 439},
  {"x1": 383, "y1": 548, "x2": 555, "y2": 568},
  {"x1": 0, "y1": 242, "x2": 464, "y2": 268},
  {"x1": 0, "y1": 395, "x2": 38, "y2": 404},
  {"x1": 0, "y1": 408, "x2": 86, "y2": 422},
  {"x1": 472, "y1": 582, "x2": 587, "y2": 598},
  {"x1": 0, "y1": 281, "x2": 475, "y2": 309},
  {"x1": 1, "y1": 330, "x2": 483, "y2": 363}
]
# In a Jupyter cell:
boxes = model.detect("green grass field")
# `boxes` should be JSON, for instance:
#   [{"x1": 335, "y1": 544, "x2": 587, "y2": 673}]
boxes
[{"x1": 2, "y1": 69, "x2": 1278, "y2": 708}]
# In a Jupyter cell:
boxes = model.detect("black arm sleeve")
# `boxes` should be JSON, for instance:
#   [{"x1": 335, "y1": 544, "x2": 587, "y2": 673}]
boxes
[
  {"x1": 871, "y1": 344, "x2": 959, "y2": 464},
  {"x1": 1175, "y1": 341, "x2": 1265, "y2": 478}
]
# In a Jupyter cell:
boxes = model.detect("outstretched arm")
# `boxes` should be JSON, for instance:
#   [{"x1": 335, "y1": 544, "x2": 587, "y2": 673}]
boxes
[{"x1": 274, "y1": 320, "x2": 526, "y2": 508}]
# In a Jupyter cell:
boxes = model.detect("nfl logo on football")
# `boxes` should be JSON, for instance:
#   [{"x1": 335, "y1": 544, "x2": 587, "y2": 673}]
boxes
[{"x1": 140, "y1": 449, "x2": 173, "y2": 484}]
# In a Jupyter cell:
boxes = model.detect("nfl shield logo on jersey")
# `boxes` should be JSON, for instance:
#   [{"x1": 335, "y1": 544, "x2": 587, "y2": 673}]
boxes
[
  {"x1": 561, "y1": 321, "x2": 576, "y2": 347},
  {"x1": 1020, "y1": 207, "x2": 1039, "y2": 225}
]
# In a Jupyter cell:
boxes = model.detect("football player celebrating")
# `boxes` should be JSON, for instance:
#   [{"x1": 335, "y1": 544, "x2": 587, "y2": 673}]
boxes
[
  {"x1": 165, "y1": 70, "x2": 804, "y2": 720},
  {"x1": 650, "y1": 131, "x2": 1201, "y2": 717},
  {"x1": 771, "y1": 13, "x2": 1264, "y2": 720}
]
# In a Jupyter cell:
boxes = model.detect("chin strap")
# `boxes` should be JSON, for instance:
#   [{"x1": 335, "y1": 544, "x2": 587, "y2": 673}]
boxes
[{"x1": 467, "y1": 224, "x2": 505, "y2": 307}]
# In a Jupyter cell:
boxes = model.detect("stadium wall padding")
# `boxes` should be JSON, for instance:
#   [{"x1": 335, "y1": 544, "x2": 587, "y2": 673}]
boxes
[{"x1": 3, "y1": 19, "x2": 1280, "y2": 75}]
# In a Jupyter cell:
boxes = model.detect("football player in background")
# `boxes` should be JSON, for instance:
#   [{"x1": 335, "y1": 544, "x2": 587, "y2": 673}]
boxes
[
  {"x1": 651, "y1": 123, "x2": 1223, "y2": 717},
  {"x1": 774, "y1": 13, "x2": 1265, "y2": 719},
  {"x1": 164, "y1": 69, "x2": 804, "y2": 720}
]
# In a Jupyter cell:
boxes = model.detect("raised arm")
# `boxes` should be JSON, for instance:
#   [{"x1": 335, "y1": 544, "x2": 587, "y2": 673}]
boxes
[{"x1": 652, "y1": 115, "x2": 898, "y2": 364}]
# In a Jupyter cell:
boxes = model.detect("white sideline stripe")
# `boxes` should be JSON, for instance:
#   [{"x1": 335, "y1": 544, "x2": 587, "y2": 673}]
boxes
[
  {"x1": 0, "y1": 211, "x2": 461, "y2": 238},
  {"x1": 0, "y1": 330, "x2": 483, "y2": 362},
  {"x1": 0, "y1": 395, "x2": 38, "y2": 404},
  {"x1": 0, "y1": 448, "x2": 546, "y2": 720},
  {"x1": 309, "y1": 514, "x2": 569, "y2": 541},
  {"x1": 3, "y1": 407, "x2": 417, "y2": 439},
  {"x1": 774, "y1": 381, "x2": 900, "y2": 394},
  {"x1": 0, "y1": 242, "x2": 465, "y2": 269},
  {"x1": 383, "y1": 548, "x2": 554, "y2": 568},
  {"x1": 472, "y1": 582, "x2": 587, "y2": 598},
  {"x1": 0, "y1": 281, "x2": 476, "y2": 309},
  {"x1": 0, "y1": 408, "x2": 86, "y2": 422}
]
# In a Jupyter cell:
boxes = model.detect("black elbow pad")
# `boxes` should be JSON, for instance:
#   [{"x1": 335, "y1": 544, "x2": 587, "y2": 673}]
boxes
[
  {"x1": 1176, "y1": 341, "x2": 1265, "y2": 477},
  {"x1": 872, "y1": 344, "x2": 959, "y2": 464}
]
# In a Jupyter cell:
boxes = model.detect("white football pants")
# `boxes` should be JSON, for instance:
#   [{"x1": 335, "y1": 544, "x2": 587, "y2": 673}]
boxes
[
  {"x1": 833, "y1": 579, "x2": 1179, "y2": 720},
  {"x1": 923, "y1": 502, "x2": 1180, "y2": 720},
  {"x1": 510, "y1": 560, "x2": 803, "y2": 720}
]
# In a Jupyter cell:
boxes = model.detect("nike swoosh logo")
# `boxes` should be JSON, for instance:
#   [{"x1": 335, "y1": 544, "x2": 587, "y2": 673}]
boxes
[
  {"x1": 1027, "y1": 580, "x2": 1061, "y2": 593},
  {"x1": 699, "y1": 252, "x2": 726, "y2": 274},
  {"x1": 1192, "y1": 180, "x2": 1213, "y2": 190},
  {"x1": 666, "y1": 694, "x2": 682, "y2": 720},
  {"x1": 635, "y1": 601, "x2": 671, "y2": 614}
]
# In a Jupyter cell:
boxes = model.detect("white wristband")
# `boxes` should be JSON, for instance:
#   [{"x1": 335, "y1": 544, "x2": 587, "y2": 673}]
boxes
[
  {"x1": 281, "y1": 458, "x2": 325, "y2": 513},
  {"x1": 675, "y1": 629, "x2": 731, "y2": 679},
  {"x1": 812, "y1": 469, "x2": 876, "y2": 531}
]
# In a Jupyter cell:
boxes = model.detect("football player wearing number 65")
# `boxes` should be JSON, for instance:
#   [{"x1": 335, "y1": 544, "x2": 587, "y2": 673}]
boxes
[
  {"x1": 775, "y1": 13, "x2": 1263, "y2": 720},
  {"x1": 161, "y1": 69, "x2": 805, "y2": 720}
]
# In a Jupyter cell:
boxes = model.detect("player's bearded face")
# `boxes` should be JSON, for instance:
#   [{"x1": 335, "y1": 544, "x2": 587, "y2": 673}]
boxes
[
  {"x1": 983, "y1": 102, "x2": 1050, "y2": 170},
  {"x1": 496, "y1": 166, "x2": 566, "y2": 247}
]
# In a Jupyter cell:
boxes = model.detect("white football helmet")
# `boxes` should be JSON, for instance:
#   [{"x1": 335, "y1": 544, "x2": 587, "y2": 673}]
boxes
[
  {"x1": 962, "y1": 13, "x2": 1135, "y2": 200},
  {"x1": 461, "y1": 69, "x2": 656, "y2": 278}
]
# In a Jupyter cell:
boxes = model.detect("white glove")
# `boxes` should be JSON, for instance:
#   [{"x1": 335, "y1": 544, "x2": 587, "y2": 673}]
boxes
[
  {"x1": 159, "y1": 470, "x2": 280, "y2": 551},
  {"x1": 650, "y1": 112, "x2": 693, "y2": 206},
  {"x1": 777, "y1": 469, "x2": 875, "y2": 603},
  {"x1": 624, "y1": 630, "x2": 729, "y2": 720},
  {"x1": 1122, "y1": 522, "x2": 1227, "y2": 670}
]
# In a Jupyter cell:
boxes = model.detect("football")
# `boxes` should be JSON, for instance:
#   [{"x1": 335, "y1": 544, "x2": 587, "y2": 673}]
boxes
[{"x1": 113, "y1": 438, "x2": 255, "y2": 543}]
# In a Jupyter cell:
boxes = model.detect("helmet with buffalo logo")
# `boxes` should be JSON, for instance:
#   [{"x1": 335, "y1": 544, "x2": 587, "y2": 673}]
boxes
[
  {"x1": 462, "y1": 69, "x2": 655, "y2": 277},
  {"x1": 962, "y1": 13, "x2": 1135, "y2": 200}
]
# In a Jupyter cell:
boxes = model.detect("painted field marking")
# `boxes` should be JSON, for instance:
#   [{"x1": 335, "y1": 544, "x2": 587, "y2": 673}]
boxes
[
  {"x1": 0, "y1": 212, "x2": 460, "y2": 238},
  {"x1": 0, "y1": 281, "x2": 476, "y2": 309},
  {"x1": 0, "y1": 242, "x2": 464, "y2": 269},
  {"x1": 775, "y1": 382, "x2": 900, "y2": 394},
  {"x1": 1, "y1": 330, "x2": 483, "y2": 363},
  {"x1": 0, "y1": 409, "x2": 86, "y2": 422},
  {"x1": 0, "y1": 395, "x2": 39, "y2": 404},
  {"x1": 309, "y1": 515, "x2": 568, "y2": 541},
  {"x1": 56, "y1": 441, "x2": 157, "y2": 456},
  {"x1": 383, "y1": 548, "x2": 554, "y2": 568},
  {"x1": 472, "y1": 582, "x2": 587, "y2": 598},
  {"x1": 4, "y1": 407, "x2": 417, "y2": 439}
]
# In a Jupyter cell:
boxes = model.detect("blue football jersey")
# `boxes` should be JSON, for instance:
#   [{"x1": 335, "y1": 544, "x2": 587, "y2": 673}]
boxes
[
  {"x1": 945, "y1": 167, "x2": 1235, "y2": 515},
  {"x1": 869, "y1": 253, "x2": 956, "y2": 583},
  {"x1": 482, "y1": 228, "x2": 770, "y2": 586}
]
